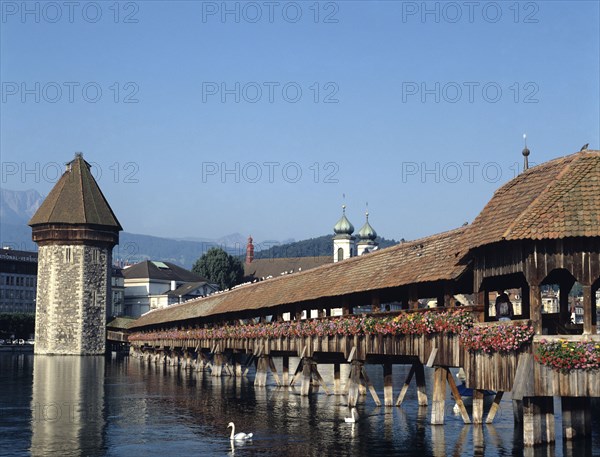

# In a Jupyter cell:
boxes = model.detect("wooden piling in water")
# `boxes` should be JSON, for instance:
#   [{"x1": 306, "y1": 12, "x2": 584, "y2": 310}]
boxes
[
  {"x1": 561, "y1": 397, "x2": 591, "y2": 441},
  {"x1": 430, "y1": 367, "x2": 446, "y2": 425},
  {"x1": 301, "y1": 358, "x2": 313, "y2": 396},
  {"x1": 347, "y1": 361, "x2": 362, "y2": 407},
  {"x1": 333, "y1": 363, "x2": 341, "y2": 395},
  {"x1": 383, "y1": 363, "x2": 393, "y2": 407}
]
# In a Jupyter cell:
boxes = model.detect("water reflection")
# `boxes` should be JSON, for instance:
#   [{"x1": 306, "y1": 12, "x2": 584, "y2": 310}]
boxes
[
  {"x1": 30, "y1": 356, "x2": 106, "y2": 457},
  {"x1": 0, "y1": 354, "x2": 599, "y2": 456}
]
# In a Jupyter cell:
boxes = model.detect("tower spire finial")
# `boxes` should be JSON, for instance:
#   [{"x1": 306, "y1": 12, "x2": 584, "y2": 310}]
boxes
[{"x1": 522, "y1": 133, "x2": 530, "y2": 171}]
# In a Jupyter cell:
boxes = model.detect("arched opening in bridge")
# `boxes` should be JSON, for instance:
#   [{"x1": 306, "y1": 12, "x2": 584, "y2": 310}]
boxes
[
  {"x1": 480, "y1": 273, "x2": 528, "y2": 322},
  {"x1": 539, "y1": 268, "x2": 579, "y2": 335}
]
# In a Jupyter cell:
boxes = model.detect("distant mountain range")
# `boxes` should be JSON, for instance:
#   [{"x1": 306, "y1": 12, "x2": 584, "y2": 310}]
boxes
[{"x1": 0, "y1": 189, "x2": 296, "y2": 268}]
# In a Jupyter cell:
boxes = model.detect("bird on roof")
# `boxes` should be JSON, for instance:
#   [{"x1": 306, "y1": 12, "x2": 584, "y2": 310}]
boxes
[{"x1": 580, "y1": 143, "x2": 589, "y2": 151}]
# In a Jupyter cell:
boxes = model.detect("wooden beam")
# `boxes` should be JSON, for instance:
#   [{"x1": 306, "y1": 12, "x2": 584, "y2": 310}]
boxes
[
  {"x1": 267, "y1": 356, "x2": 282, "y2": 387},
  {"x1": 511, "y1": 353, "x2": 533, "y2": 401},
  {"x1": 311, "y1": 364, "x2": 331, "y2": 395},
  {"x1": 396, "y1": 364, "x2": 416, "y2": 406},
  {"x1": 485, "y1": 391, "x2": 504, "y2": 424},
  {"x1": 361, "y1": 366, "x2": 381, "y2": 406},
  {"x1": 582, "y1": 284, "x2": 594, "y2": 334},
  {"x1": 426, "y1": 348, "x2": 438, "y2": 368},
  {"x1": 529, "y1": 284, "x2": 542, "y2": 335},
  {"x1": 415, "y1": 362, "x2": 428, "y2": 407},
  {"x1": 446, "y1": 369, "x2": 471, "y2": 424}
]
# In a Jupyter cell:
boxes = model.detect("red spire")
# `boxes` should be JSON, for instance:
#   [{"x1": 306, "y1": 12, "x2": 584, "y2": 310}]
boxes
[{"x1": 245, "y1": 235, "x2": 254, "y2": 264}]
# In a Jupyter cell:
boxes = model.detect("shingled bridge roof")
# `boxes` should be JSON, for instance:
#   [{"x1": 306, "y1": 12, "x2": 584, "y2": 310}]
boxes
[
  {"x1": 130, "y1": 150, "x2": 600, "y2": 330},
  {"x1": 466, "y1": 150, "x2": 600, "y2": 249},
  {"x1": 130, "y1": 226, "x2": 468, "y2": 328}
]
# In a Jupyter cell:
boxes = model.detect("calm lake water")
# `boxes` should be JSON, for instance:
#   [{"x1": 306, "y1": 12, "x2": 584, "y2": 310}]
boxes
[{"x1": 0, "y1": 353, "x2": 598, "y2": 457}]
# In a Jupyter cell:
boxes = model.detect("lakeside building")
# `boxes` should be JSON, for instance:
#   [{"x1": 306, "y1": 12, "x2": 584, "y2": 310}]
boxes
[
  {"x1": 0, "y1": 248, "x2": 37, "y2": 313},
  {"x1": 122, "y1": 260, "x2": 218, "y2": 318}
]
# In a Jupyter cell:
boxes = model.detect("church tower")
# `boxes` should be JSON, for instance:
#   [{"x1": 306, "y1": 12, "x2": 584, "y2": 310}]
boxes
[
  {"x1": 333, "y1": 205, "x2": 355, "y2": 262},
  {"x1": 29, "y1": 153, "x2": 122, "y2": 355},
  {"x1": 357, "y1": 210, "x2": 378, "y2": 255}
]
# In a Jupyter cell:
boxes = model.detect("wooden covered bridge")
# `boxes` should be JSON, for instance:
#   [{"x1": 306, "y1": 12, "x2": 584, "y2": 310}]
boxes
[{"x1": 127, "y1": 150, "x2": 600, "y2": 447}]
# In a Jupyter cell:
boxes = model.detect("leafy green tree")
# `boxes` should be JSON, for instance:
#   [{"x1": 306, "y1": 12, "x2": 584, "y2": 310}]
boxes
[{"x1": 192, "y1": 247, "x2": 244, "y2": 290}]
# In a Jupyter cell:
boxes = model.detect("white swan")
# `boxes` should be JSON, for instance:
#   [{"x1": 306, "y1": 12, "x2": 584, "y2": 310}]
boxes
[
  {"x1": 344, "y1": 408, "x2": 358, "y2": 423},
  {"x1": 227, "y1": 422, "x2": 253, "y2": 441}
]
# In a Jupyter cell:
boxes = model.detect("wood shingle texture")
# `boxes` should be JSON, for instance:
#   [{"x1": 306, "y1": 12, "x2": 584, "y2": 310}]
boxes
[
  {"x1": 130, "y1": 227, "x2": 468, "y2": 328},
  {"x1": 466, "y1": 150, "x2": 600, "y2": 249},
  {"x1": 29, "y1": 153, "x2": 122, "y2": 229}
]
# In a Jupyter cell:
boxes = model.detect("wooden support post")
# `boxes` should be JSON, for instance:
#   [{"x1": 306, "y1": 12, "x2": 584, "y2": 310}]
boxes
[
  {"x1": 361, "y1": 366, "x2": 381, "y2": 406},
  {"x1": 446, "y1": 369, "x2": 471, "y2": 424},
  {"x1": 311, "y1": 364, "x2": 331, "y2": 395},
  {"x1": 383, "y1": 363, "x2": 393, "y2": 407},
  {"x1": 543, "y1": 396, "x2": 555, "y2": 444},
  {"x1": 522, "y1": 397, "x2": 543, "y2": 446},
  {"x1": 254, "y1": 355, "x2": 268, "y2": 387},
  {"x1": 444, "y1": 282, "x2": 455, "y2": 308},
  {"x1": 347, "y1": 361, "x2": 362, "y2": 407},
  {"x1": 430, "y1": 367, "x2": 446, "y2": 425},
  {"x1": 371, "y1": 294, "x2": 380, "y2": 313},
  {"x1": 212, "y1": 353, "x2": 223, "y2": 377},
  {"x1": 282, "y1": 356, "x2": 289, "y2": 386},
  {"x1": 290, "y1": 347, "x2": 307, "y2": 386},
  {"x1": 559, "y1": 279, "x2": 574, "y2": 327},
  {"x1": 582, "y1": 284, "x2": 594, "y2": 335},
  {"x1": 267, "y1": 356, "x2": 282, "y2": 387},
  {"x1": 513, "y1": 400, "x2": 523, "y2": 425},
  {"x1": 342, "y1": 297, "x2": 353, "y2": 316},
  {"x1": 477, "y1": 290, "x2": 487, "y2": 322},
  {"x1": 415, "y1": 362, "x2": 428, "y2": 407},
  {"x1": 300, "y1": 358, "x2": 313, "y2": 396},
  {"x1": 333, "y1": 363, "x2": 341, "y2": 395},
  {"x1": 408, "y1": 285, "x2": 419, "y2": 310},
  {"x1": 485, "y1": 391, "x2": 504, "y2": 424},
  {"x1": 234, "y1": 354, "x2": 243, "y2": 377},
  {"x1": 561, "y1": 397, "x2": 591, "y2": 440},
  {"x1": 529, "y1": 284, "x2": 542, "y2": 335},
  {"x1": 472, "y1": 389, "x2": 484, "y2": 424},
  {"x1": 396, "y1": 364, "x2": 415, "y2": 406}
]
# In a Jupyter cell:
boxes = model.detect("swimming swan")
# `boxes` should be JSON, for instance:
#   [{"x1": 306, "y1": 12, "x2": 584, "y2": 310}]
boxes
[
  {"x1": 227, "y1": 422, "x2": 253, "y2": 441},
  {"x1": 344, "y1": 408, "x2": 358, "y2": 423}
]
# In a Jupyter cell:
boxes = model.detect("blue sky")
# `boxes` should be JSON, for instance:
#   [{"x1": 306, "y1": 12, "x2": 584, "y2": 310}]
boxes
[{"x1": 1, "y1": 1, "x2": 599, "y2": 244}]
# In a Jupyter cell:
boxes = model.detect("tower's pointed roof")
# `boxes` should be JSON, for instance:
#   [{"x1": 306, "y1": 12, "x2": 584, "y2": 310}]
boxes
[
  {"x1": 358, "y1": 212, "x2": 377, "y2": 241},
  {"x1": 333, "y1": 205, "x2": 354, "y2": 235},
  {"x1": 29, "y1": 153, "x2": 122, "y2": 230}
]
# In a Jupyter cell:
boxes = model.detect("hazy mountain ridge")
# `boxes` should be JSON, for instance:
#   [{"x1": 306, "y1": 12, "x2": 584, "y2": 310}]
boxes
[{"x1": 0, "y1": 189, "x2": 294, "y2": 268}]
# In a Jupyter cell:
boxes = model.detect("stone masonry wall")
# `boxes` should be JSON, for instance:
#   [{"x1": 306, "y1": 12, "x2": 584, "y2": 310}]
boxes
[{"x1": 35, "y1": 245, "x2": 110, "y2": 355}]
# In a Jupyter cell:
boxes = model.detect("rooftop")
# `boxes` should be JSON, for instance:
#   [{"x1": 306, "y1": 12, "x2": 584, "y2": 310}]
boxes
[{"x1": 29, "y1": 153, "x2": 122, "y2": 230}]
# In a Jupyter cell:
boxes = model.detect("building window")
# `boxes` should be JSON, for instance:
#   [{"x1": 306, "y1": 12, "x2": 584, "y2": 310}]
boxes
[
  {"x1": 65, "y1": 248, "x2": 72, "y2": 263},
  {"x1": 337, "y1": 247, "x2": 344, "y2": 262}
]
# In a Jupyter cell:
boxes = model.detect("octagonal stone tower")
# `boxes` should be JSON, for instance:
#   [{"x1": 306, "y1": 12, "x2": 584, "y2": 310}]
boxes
[{"x1": 29, "y1": 153, "x2": 122, "y2": 355}]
